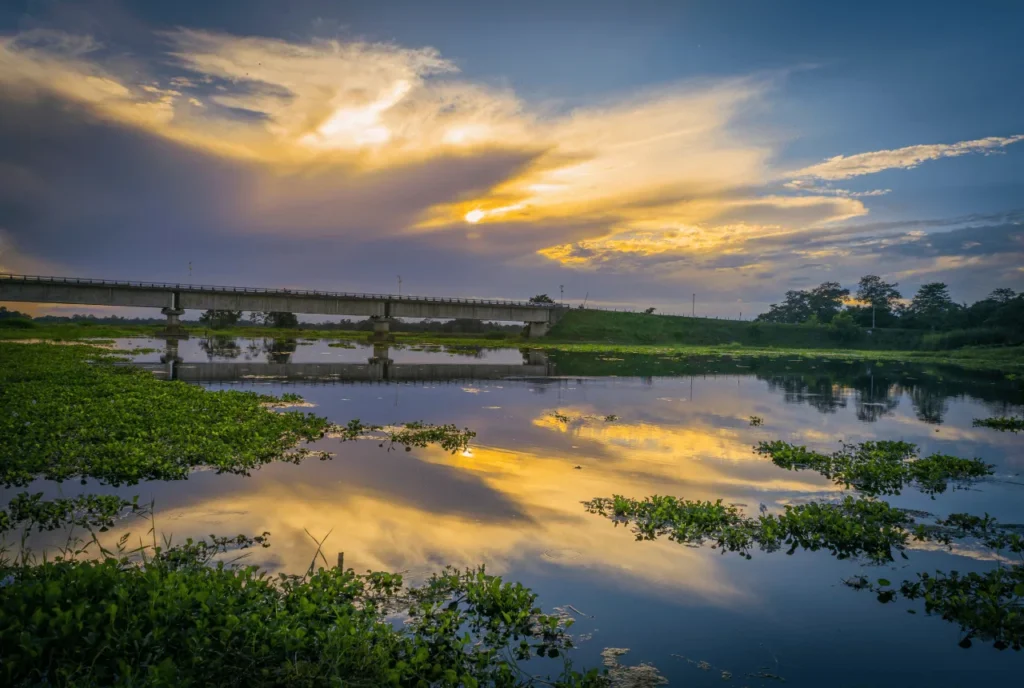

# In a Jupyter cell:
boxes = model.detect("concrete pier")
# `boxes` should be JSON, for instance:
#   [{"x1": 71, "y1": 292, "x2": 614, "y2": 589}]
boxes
[
  {"x1": 369, "y1": 316, "x2": 395, "y2": 343},
  {"x1": 156, "y1": 307, "x2": 189, "y2": 339}
]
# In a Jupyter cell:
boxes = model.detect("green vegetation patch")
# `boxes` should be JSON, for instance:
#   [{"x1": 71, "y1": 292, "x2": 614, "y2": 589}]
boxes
[
  {"x1": 583, "y1": 495, "x2": 916, "y2": 562},
  {"x1": 0, "y1": 534, "x2": 601, "y2": 687},
  {"x1": 0, "y1": 342, "x2": 334, "y2": 486},
  {"x1": 845, "y1": 514, "x2": 1024, "y2": 650},
  {"x1": 755, "y1": 440, "x2": 992, "y2": 495},
  {"x1": 334, "y1": 419, "x2": 476, "y2": 454},
  {"x1": 0, "y1": 493, "x2": 141, "y2": 535},
  {"x1": 973, "y1": 416, "x2": 1024, "y2": 432}
]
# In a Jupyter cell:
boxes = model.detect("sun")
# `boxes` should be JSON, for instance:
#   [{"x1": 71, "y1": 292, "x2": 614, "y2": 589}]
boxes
[{"x1": 464, "y1": 209, "x2": 485, "y2": 224}]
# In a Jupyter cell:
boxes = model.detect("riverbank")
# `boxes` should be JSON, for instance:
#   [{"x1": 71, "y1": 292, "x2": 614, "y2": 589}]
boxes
[{"x1": 2, "y1": 320, "x2": 1021, "y2": 373}]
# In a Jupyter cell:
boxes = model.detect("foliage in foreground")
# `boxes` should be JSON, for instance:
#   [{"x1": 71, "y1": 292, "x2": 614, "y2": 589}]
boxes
[
  {"x1": 973, "y1": 416, "x2": 1024, "y2": 433},
  {"x1": 755, "y1": 440, "x2": 992, "y2": 496},
  {"x1": 0, "y1": 532, "x2": 601, "y2": 687}
]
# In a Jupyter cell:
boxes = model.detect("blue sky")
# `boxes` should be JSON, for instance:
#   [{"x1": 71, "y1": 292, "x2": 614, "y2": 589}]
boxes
[{"x1": 1, "y1": 0, "x2": 1021, "y2": 315}]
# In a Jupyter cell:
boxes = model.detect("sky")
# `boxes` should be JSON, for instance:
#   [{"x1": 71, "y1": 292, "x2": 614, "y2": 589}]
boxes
[{"x1": 1, "y1": 0, "x2": 1022, "y2": 317}]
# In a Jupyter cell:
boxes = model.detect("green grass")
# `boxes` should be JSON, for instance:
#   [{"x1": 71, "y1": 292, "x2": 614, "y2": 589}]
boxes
[{"x1": 548, "y1": 309, "x2": 923, "y2": 348}]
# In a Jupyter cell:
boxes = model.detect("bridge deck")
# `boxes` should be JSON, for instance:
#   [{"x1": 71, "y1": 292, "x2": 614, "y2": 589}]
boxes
[{"x1": 0, "y1": 274, "x2": 556, "y2": 309}]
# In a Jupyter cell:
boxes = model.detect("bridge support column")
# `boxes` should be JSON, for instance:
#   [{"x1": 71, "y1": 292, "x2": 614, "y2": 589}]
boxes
[
  {"x1": 526, "y1": 321, "x2": 550, "y2": 338},
  {"x1": 368, "y1": 316, "x2": 394, "y2": 343},
  {"x1": 157, "y1": 307, "x2": 189, "y2": 340}
]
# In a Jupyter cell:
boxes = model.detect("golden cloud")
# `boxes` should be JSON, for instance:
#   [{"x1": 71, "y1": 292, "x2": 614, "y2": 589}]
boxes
[{"x1": 2, "y1": 27, "x2": 1014, "y2": 276}]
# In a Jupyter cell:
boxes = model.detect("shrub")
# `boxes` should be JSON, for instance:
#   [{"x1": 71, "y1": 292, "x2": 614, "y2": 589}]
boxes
[
  {"x1": 827, "y1": 312, "x2": 862, "y2": 342},
  {"x1": 0, "y1": 318, "x2": 37, "y2": 329}
]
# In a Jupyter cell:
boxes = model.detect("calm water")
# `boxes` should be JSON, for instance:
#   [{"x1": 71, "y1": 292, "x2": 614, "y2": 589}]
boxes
[{"x1": 15, "y1": 337, "x2": 1024, "y2": 685}]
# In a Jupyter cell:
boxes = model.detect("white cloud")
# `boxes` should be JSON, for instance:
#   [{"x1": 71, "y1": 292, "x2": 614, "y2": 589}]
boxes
[
  {"x1": 783, "y1": 180, "x2": 890, "y2": 197},
  {"x1": 789, "y1": 134, "x2": 1024, "y2": 181}
]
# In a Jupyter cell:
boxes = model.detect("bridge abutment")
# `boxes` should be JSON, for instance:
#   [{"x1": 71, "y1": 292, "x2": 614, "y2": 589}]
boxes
[{"x1": 526, "y1": 321, "x2": 550, "y2": 338}]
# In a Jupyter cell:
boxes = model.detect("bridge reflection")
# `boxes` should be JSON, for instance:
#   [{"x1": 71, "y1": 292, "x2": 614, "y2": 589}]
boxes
[{"x1": 141, "y1": 340, "x2": 554, "y2": 383}]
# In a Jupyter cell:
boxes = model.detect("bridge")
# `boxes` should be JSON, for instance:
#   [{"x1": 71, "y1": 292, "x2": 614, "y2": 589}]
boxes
[{"x1": 0, "y1": 274, "x2": 564, "y2": 338}]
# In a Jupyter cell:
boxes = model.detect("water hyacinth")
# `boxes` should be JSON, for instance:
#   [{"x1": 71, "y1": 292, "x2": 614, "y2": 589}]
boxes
[{"x1": 755, "y1": 440, "x2": 992, "y2": 495}]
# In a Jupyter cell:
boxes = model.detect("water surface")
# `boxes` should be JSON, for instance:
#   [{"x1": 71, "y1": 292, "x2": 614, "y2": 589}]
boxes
[{"x1": 15, "y1": 338, "x2": 1024, "y2": 685}]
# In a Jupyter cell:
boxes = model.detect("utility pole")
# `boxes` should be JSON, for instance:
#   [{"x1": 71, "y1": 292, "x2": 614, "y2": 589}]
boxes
[
  {"x1": 559, "y1": 284, "x2": 564, "y2": 305},
  {"x1": 692, "y1": 293, "x2": 695, "y2": 317},
  {"x1": 397, "y1": 275, "x2": 402, "y2": 297}
]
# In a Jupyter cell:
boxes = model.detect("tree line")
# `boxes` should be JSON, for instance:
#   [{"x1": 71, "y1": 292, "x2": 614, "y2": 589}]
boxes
[{"x1": 756, "y1": 276, "x2": 1023, "y2": 335}]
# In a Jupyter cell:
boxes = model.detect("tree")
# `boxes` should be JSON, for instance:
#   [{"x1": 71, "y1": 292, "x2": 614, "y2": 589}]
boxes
[
  {"x1": 249, "y1": 311, "x2": 299, "y2": 328},
  {"x1": 529, "y1": 294, "x2": 555, "y2": 304},
  {"x1": 807, "y1": 282, "x2": 849, "y2": 324},
  {"x1": 198, "y1": 309, "x2": 242, "y2": 329},
  {"x1": 0, "y1": 306, "x2": 31, "y2": 320},
  {"x1": 905, "y1": 282, "x2": 958, "y2": 330},
  {"x1": 757, "y1": 290, "x2": 812, "y2": 323},
  {"x1": 643, "y1": 307, "x2": 656, "y2": 314},
  {"x1": 856, "y1": 275, "x2": 901, "y2": 329},
  {"x1": 988, "y1": 287, "x2": 1017, "y2": 304}
]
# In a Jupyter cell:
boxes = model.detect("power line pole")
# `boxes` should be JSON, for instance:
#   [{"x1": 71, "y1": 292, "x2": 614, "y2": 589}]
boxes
[
  {"x1": 559, "y1": 284, "x2": 564, "y2": 305},
  {"x1": 692, "y1": 293, "x2": 695, "y2": 317},
  {"x1": 397, "y1": 275, "x2": 402, "y2": 297}
]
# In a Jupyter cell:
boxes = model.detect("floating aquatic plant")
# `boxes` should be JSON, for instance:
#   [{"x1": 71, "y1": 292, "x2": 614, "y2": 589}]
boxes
[
  {"x1": 755, "y1": 440, "x2": 992, "y2": 495},
  {"x1": 0, "y1": 343, "x2": 475, "y2": 487},
  {"x1": 0, "y1": 493, "x2": 141, "y2": 535},
  {"x1": 973, "y1": 416, "x2": 1024, "y2": 432},
  {"x1": 583, "y1": 494, "x2": 916, "y2": 563},
  {"x1": 333, "y1": 419, "x2": 476, "y2": 454}
]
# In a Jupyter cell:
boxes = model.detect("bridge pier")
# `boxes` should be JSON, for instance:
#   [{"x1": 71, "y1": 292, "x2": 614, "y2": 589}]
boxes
[
  {"x1": 156, "y1": 307, "x2": 189, "y2": 340},
  {"x1": 368, "y1": 316, "x2": 395, "y2": 343}
]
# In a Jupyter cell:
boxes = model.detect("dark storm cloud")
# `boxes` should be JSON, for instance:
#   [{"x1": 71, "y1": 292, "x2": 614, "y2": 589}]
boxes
[{"x1": 0, "y1": 90, "x2": 547, "y2": 295}]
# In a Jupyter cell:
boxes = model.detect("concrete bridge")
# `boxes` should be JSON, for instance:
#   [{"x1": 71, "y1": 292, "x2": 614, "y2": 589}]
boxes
[{"x1": 0, "y1": 274, "x2": 564, "y2": 338}]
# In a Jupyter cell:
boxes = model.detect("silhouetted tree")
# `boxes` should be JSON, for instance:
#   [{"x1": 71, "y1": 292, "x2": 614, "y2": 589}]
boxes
[
  {"x1": 856, "y1": 275, "x2": 901, "y2": 328},
  {"x1": 529, "y1": 294, "x2": 555, "y2": 304},
  {"x1": 905, "y1": 282, "x2": 959, "y2": 330},
  {"x1": 757, "y1": 282, "x2": 847, "y2": 324}
]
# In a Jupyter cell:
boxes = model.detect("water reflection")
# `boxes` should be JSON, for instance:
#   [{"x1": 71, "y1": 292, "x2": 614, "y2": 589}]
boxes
[
  {"x1": 31, "y1": 340, "x2": 1024, "y2": 684},
  {"x1": 140, "y1": 339, "x2": 556, "y2": 383}
]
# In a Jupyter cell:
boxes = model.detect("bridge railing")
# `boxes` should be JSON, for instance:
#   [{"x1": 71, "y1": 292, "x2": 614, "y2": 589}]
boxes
[{"x1": 0, "y1": 273, "x2": 559, "y2": 309}]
